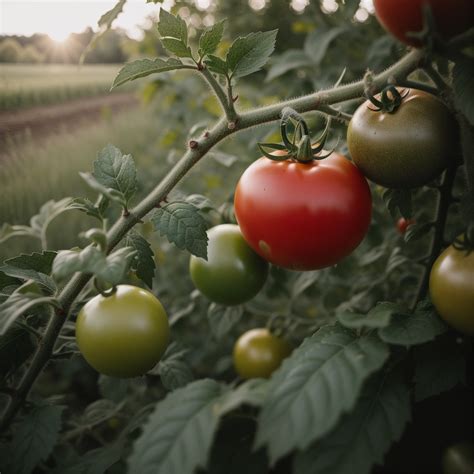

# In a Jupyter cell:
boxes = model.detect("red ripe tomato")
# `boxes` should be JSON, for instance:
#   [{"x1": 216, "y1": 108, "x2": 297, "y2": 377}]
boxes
[
  {"x1": 397, "y1": 217, "x2": 415, "y2": 234},
  {"x1": 234, "y1": 152, "x2": 372, "y2": 271},
  {"x1": 373, "y1": 0, "x2": 474, "y2": 47}
]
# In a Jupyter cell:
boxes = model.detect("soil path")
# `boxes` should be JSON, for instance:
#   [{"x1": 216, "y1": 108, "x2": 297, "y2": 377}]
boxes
[{"x1": 0, "y1": 92, "x2": 138, "y2": 145}]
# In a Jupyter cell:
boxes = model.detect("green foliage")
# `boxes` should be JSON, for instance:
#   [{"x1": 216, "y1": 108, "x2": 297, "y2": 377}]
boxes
[
  {"x1": 151, "y1": 202, "x2": 209, "y2": 259},
  {"x1": 293, "y1": 369, "x2": 411, "y2": 474},
  {"x1": 53, "y1": 246, "x2": 136, "y2": 285},
  {"x1": 128, "y1": 379, "x2": 225, "y2": 474},
  {"x1": 123, "y1": 230, "x2": 155, "y2": 287},
  {"x1": 2, "y1": 2, "x2": 474, "y2": 474},
  {"x1": 225, "y1": 30, "x2": 278, "y2": 79},
  {"x1": 255, "y1": 325, "x2": 389, "y2": 464},
  {"x1": 1, "y1": 404, "x2": 64, "y2": 474},
  {"x1": 111, "y1": 58, "x2": 187, "y2": 89},
  {"x1": 378, "y1": 300, "x2": 447, "y2": 346}
]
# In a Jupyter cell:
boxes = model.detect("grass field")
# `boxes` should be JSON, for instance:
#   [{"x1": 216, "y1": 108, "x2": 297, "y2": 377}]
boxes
[{"x1": 0, "y1": 64, "x2": 134, "y2": 110}]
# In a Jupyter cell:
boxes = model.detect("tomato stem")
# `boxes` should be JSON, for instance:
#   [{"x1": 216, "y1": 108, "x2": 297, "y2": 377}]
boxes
[{"x1": 411, "y1": 163, "x2": 458, "y2": 310}]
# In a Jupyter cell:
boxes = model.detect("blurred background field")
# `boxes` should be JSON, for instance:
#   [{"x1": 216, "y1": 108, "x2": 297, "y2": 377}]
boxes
[{"x1": 0, "y1": 63, "x2": 134, "y2": 110}]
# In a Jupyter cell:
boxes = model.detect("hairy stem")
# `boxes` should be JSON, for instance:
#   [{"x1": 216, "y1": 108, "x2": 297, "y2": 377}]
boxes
[
  {"x1": 411, "y1": 164, "x2": 458, "y2": 310},
  {"x1": 198, "y1": 66, "x2": 236, "y2": 122},
  {"x1": 0, "y1": 47, "x2": 425, "y2": 432}
]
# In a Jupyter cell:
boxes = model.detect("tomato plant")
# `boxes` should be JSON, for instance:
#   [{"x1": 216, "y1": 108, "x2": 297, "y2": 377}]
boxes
[
  {"x1": 373, "y1": 0, "x2": 474, "y2": 46},
  {"x1": 396, "y1": 217, "x2": 415, "y2": 234},
  {"x1": 233, "y1": 328, "x2": 291, "y2": 379},
  {"x1": 1, "y1": 5, "x2": 473, "y2": 474},
  {"x1": 347, "y1": 88, "x2": 457, "y2": 189},
  {"x1": 189, "y1": 224, "x2": 269, "y2": 305},
  {"x1": 234, "y1": 151, "x2": 372, "y2": 270},
  {"x1": 429, "y1": 242, "x2": 474, "y2": 335},
  {"x1": 76, "y1": 285, "x2": 170, "y2": 378}
]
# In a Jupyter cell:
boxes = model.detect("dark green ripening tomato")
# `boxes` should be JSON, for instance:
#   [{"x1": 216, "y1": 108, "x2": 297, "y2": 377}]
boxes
[
  {"x1": 234, "y1": 151, "x2": 372, "y2": 271},
  {"x1": 189, "y1": 224, "x2": 268, "y2": 305},
  {"x1": 442, "y1": 442, "x2": 474, "y2": 474},
  {"x1": 429, "y1": 243, "x2": 474, "y2": 335},
  {"x1": 347, "y1": 89, "x2": 457, "y2": 189},
  {"x1": 374, "y1": 0, "x2": 474, "y2": 47},
  {"x1": 233, "y1": 328, "x2": 291, "y2": 379},
  {"x1": 76, "y1": 285, "x2": 170, "y2": 378},
  {"x1": 396, "y1": 217, "x2": 415, "y2": 234}
]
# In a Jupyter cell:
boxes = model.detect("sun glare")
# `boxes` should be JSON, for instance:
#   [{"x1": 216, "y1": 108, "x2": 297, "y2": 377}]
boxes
[{"x1": 48, "y1": 28, "x2": 71, "y2": 43}]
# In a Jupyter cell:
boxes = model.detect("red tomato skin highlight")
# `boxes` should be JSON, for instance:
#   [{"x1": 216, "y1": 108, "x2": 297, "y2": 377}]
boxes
[{"x1": 234, "y1": 153, "x2": 372, "y2": 271}]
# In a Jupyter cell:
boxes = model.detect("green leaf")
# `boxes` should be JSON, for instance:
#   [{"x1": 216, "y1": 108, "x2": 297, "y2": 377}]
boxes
[
  {"x1": 112, "y1": 57, "x2": 187, "y2": 89},
  {"x1": 0, "y1": 320, "x2": 36, "y2": 376},
  {"x1": 6, "y1": 404, "x2": 64, "y2": 474},
  {"x1": 124, "y1": 230, "x2": 155, "y2": 288},
  {"x1": 157, "y1": 10, "x2": 188, "y2": 44},
  {"x1": 128, "y1": 379, "x2": 226, "y2": 474},
  {"x1": 215, "y1": 379, "x2": 268, "y2": 415},
  {"x1": 0, "y1": 223, "x2": 37, "y2": 244},
  {"x1": 79, "y1": 172, "x2": 127, "y2": 207},
  {"x1": 207, "y1": 304, "x2": 243, "y2": 338},
  {"x1": 160, "y1": 37, "x2": 193, "y2": 58},
  {"x1": 293, "y1": 370, "x2": 411, "y2": 474},
  {"x1": 378, "y1": 300, "x2": 447, "y2": 346},
  {"x1": 199, "y1": 20, "x2": 225, "y2": 58},
  {"x1": 31, "y1": 198, "x2": 76, "y2": 235},
  {"x1": 304, "y1": 27, "x2": 346, "y2": 66},
  {"x1": 337, "y1": 302, "x2": 397, "y2": 329},
  {"x1": 91, "y1": 144, "x2": 137, "y2": 207},
  {"x1": 151, "y1": 202, "x2": 208, "y2": 259},
  {"x1": 204, "y1": 55, "x2": 228, "y2": 75},
  {"x1": 453, "y1": 56, "x2": 474, "y2": 126},
  {"x1": 153, "y1": 342, "x2": 194, "y2": 390},
  {"x1": 226, "y1": 30, "x2": 278, "y2": 78},
  {"x1": 4, "y1": 251, "x2": 57, "y2": 274},
  {"x1": 69, "y1": 197, "x2": 106, "y2": 221},
  {"x1": 265, "y1": 49, "x2": 311, "y2": 82},
  {"x1": 185, "y1": 194, "x2": 215, "y2": 212},
  {"x1": 404, "y1": 222, "x2": 432, "y2": 243},
  {"x1": 0, "y1": 199, "x2": 78, "y2": 245},
  {"x1": 414, "y1": 335, "x2": 466, "y2": 402},
  {"x1": 255, "y1": 325, "x2": 390, "y2": 464},
  {"x1": 0, "y1": 292, "x2": 56, "y2": 336},
  {"x1": 83, "y1": 399, "x2": 117, "y2": 426},
  {"x1": 98, "y1": 0, "x2": 126, "y2": 28},
  {"x1": 53, "y1": 246, "x2": 136, "y2": 286},
  {"x1": 1, "y1": 251, "x2": 57, "y2": 292},
  {"x1": 383, "y1": 188, "x2": 413, "y2": 218}
]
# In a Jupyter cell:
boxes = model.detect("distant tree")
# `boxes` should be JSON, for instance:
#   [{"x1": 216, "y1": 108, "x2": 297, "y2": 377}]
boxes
[
  {"x1": 0, "y1": 38, "x2": 23, "y2": 62},
  {"x1": 19, "y1": 44, "x2": 44, "y2": 63}
]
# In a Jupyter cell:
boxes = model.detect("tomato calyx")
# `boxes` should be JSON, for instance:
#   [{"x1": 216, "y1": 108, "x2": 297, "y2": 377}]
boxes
[
  {"x1": 365, "y1": 85, "x2": 409, "y2": 114},
  {"x1": 258, "y1": 107, "x2": 333, "y2": 163},
  {"x1": 93, "y1": 277, "x2": 117, "y2": 298},
  {"x1": 452, "y1": 227, "x2": 474, "y2": 254}
]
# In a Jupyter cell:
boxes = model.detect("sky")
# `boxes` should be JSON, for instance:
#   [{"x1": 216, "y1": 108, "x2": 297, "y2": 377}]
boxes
[
  {"x1": 0, "y1": 0, "x2": 166, "y2": 41},
  {"x1": 0, "y1": 0, "x2": 375, "y2": 42}
]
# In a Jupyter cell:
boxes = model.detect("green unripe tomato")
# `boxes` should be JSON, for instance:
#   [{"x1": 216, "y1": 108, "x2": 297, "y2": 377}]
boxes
[
  {"x1": 347, "y1": 89, "x2": 457, "y2": 188},
  {"x1": 76, "y1": 285, "x2": 170, "y2": 378},
  {"x1": 189, "y1": 224, "x2": 269, "y2": 306},
  {"x1": 233, "y1": 328, "x2": 292, "y2": 379},
  {"x1": 429, "y1": 243, "x2": 474, "y2": 335}
]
